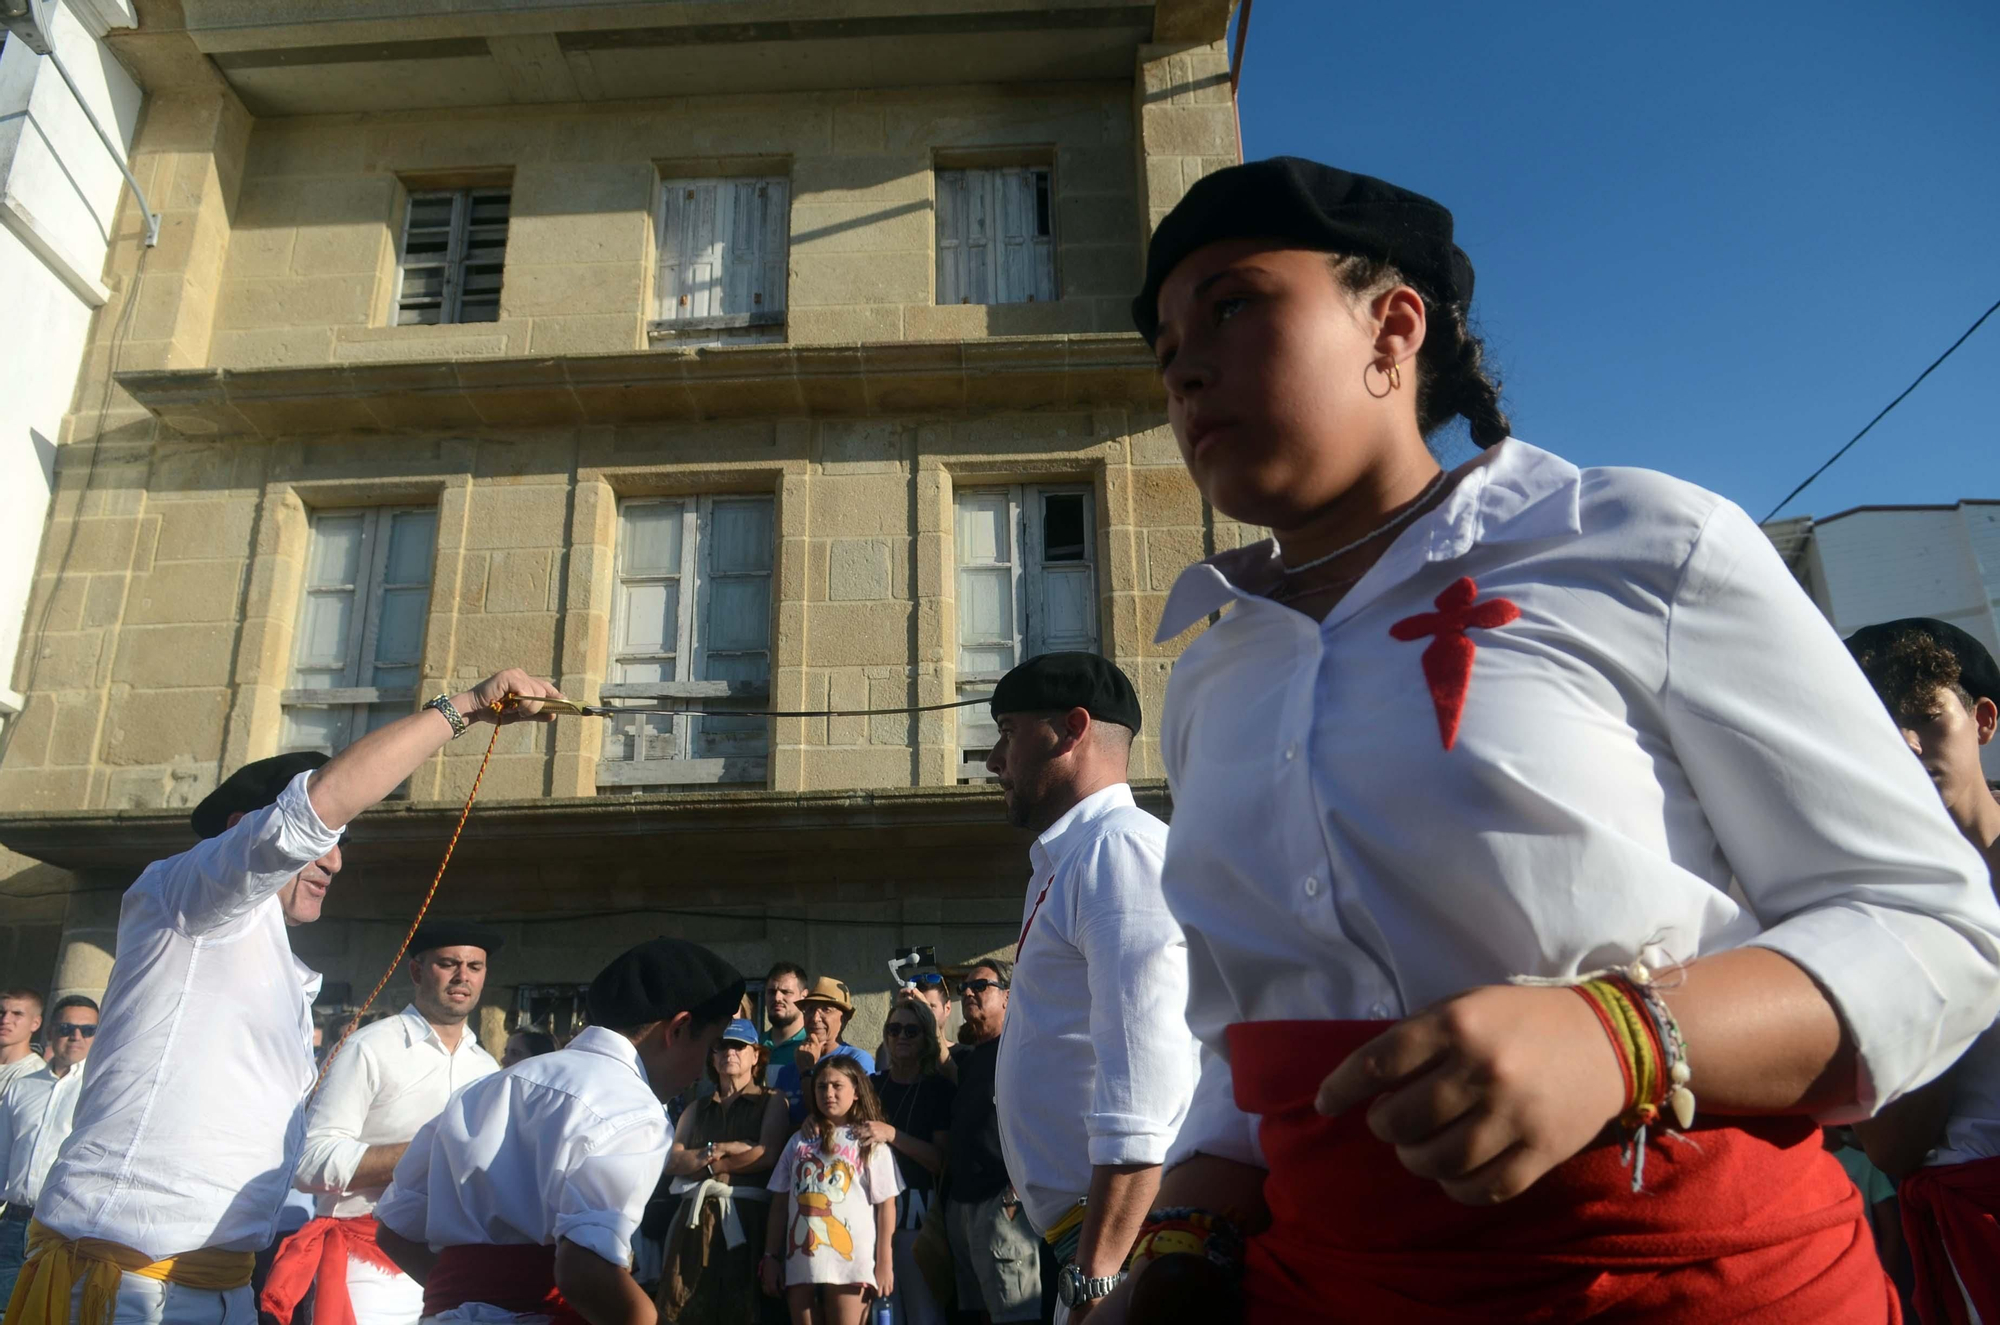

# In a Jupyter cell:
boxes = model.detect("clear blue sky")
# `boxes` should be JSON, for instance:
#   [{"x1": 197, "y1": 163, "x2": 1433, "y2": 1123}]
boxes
[{"x1": 1233, "y1": 2, "x2": 2000, "y2": 522}]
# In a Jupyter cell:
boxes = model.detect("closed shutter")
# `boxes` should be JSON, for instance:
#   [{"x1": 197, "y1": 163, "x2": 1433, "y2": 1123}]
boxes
[
  {"x1": 936, "y1": 167, "x2": 1054, "y2": 307},
  {"x1": 657, "y1": 178, "x2": 789, "y2": 325}
]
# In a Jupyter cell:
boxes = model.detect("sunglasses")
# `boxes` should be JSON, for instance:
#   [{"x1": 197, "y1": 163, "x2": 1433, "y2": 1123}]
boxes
[
  {"x1": 908, "y1": 972, "x2": 946, "y2": 988},
  {"x1": 883, "y1": 1023, "x2": 925, "y2": 1039},
  {"x1": 54, "y1": 1024, "x2": 95, "y2": 1039},
  {"x1": 962, "y1": 978, "x2": 1008, "y2": 995}
]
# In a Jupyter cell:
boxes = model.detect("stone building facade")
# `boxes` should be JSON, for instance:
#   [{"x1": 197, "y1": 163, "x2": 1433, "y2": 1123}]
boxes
[{"x1": 0, "y1": 0, "x2": 1245, "y2": 1052}]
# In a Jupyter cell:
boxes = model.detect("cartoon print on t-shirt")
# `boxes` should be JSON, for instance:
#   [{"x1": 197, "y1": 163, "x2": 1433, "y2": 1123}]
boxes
[{"x1": 790, "y1": 1144, "x2": 857, "y2": 1260}]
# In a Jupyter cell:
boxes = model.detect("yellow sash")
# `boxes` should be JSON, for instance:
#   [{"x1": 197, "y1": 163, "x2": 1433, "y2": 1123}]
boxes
[{"x1": 3, "y1": 1220, "x2": 254, "y2": 1325}]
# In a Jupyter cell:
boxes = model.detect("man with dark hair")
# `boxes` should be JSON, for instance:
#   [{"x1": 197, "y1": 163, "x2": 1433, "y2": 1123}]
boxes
[
  {"x1": 0, "y1": 998, "x2": 95, "y2": 1300},
  {"x1": 502, "y1": 1029, "x2": 557, "y2": 1069},
  {"x1": 0, "y1": 992, "x2": 43, "y2": 1104},
  {"x1": 375, "y1": 936, "x2": 743, "y2": 1325},
  {"x1": 945, "y1": 959, "x2": 1037, "y2": 1325},
  {"x1": 17, "y1": 667, "x2": 561, "y2": 1325},
  {"x1": 1847, "y1": 619, "x2": 2000, "y2": 1323},
  {"x1": 984, "y1": 654, "x2": 1196, "y2": 1322},
  {"x1": 269, "y1": 923, "x2": 505, "y2": 1325},
  {"x1": 760, "y1": 961, "x2": 809, "y2": 1091}
]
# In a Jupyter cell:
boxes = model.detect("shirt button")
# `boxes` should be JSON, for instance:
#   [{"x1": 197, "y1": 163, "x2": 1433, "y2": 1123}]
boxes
[
  {"x1": 1368, "y1": 1002, "x2": 1390, "y2": 1018},
  {"x1": 1284, "y1": 743, "x2": 1298, "y2": 761},
  {"x1": 1303, "y1": 875, "x2": 1319, "y2": 897}
]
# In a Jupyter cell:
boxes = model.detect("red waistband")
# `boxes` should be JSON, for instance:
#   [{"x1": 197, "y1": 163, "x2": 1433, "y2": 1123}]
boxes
[
  {"x1": 1899, "y1": 1153, "x2": 2000, "y2": 1325},
  {"x1": 260, "y1": 1216, "x2": 404, "y2": 1325},
  {"x1": 1227, "y1": 1019, "x2": 1896, "y2": 1325},
  {"x1": 423, "y1": 1244, "x2": 583, "y2": 1325}
]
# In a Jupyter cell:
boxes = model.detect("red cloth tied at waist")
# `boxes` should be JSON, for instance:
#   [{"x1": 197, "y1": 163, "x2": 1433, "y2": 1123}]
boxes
[
  {"x1": 260, "y1": 1215, "x2": 406, "y2": 1325},
  {"x1": 1898, "y1": 1153, "x2": 2000, "y2": 1325},
  {"x1": 1226, "y1": 1020, "x2": 1897, "y2": 1325},
  {"x1": 422, "y1": 1243, "x2": 586, "y2": 1325}
]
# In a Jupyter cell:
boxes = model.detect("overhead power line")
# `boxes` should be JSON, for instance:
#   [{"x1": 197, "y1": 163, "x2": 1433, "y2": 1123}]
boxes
[{"x1": 1762, "y1": 295, "x2": 2000, "y2": 523}]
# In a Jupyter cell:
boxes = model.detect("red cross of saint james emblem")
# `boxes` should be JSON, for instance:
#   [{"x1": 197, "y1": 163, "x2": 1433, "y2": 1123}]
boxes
[{"x1": 1388, "y1": 576, "x2": 1520, "y2": 751}]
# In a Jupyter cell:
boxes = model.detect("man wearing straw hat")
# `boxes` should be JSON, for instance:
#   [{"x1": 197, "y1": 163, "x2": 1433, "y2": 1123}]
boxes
[
  {"x1": 6, "y1": 668, "x2": 559, "y2": 1325},
  {"x1": 771, "y1": 978, "x2": 875, "y2": 1125}
]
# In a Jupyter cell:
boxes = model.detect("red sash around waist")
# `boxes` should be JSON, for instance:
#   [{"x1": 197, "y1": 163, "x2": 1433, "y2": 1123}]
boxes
[
  {"x1": 1899, "y1": 1153, "x2": 2000, "y2": 1325},
  {"x1": 260, "y1": 1215, "x2": 405, "y2": 1325},
  {"x1": 1228, "y1": 1020, "x2": 1898, "y2": 1325},
  {"x1": 422, "y1": 1244, "x2": 585, "y2": 1325}
]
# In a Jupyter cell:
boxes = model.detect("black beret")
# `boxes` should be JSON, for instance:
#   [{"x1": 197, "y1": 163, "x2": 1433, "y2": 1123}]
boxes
[
  {"x1": 587, "y1": 937, "x2": 744, "y2": 1030},
  {"x1": 990, "y1": 652, "x2": 1142, "y2": 734},
  {"x1": 190, "y1": 751, "x2": 330, "y2": 840},
  {"x1": 1846, "y1": 618, "x2": 2000, "y2": 705},
  {"x1": 1132, "y1": 156, "x2": 1474, "y2": 345},
  {"x1": 409, "y1": 920, "x2": 505, "y2": 958}
]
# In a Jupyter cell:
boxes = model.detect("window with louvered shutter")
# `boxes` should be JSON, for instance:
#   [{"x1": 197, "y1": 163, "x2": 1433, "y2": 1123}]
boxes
[
  {"x1": 953, "y1": 485, "x2": 1098, "y2": 780},
  {"x1": 936, "y1": 167, "x2": 1056, "y2": 306},
  {"x1": 602, "y1": 495, "x2": 775, "y2": 789},
  {"x1": 653, "y1": 177, "x2": 789, "y2": 340},
  {"x1": 395, "y1": 189, "x2": 509, "y2": 325},
  {"x1": 283, "y1": 507, "x2": 438, "y2": 758}
]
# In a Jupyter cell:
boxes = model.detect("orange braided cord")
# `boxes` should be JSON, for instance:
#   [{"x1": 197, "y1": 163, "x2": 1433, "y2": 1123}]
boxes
[{"x1": 317, "y1": 703, "x2": 504, "y2": 1086}]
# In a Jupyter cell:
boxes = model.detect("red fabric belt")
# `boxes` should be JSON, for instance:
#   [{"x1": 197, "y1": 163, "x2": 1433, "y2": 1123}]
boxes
[
  {"x1": 1898, "y1": 1153, "x2": 2000, "y2": 1325},
  {"x1": 1227, "y1": 1019, "x2": 1898, "y2": 1325},
  {"x1": 422, "y1": 1243, "x2": 585, "y2": 1325},
  {"x1": 260, "y1": 1215, "x2": 406, "y2": 1325}
]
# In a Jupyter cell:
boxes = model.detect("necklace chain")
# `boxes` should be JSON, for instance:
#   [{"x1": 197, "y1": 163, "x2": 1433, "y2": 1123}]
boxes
[{"x1": 1276, "y1": 471, "x2": 1449, "y2": 577}]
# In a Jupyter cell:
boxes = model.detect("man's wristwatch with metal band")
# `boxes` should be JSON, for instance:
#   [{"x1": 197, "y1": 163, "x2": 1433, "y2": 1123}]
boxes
[
  {"x1": 425, "y1": 693, "x2": 469, "y2": 738},
  {"x1": 1056, "y1": 1263, "x2": 1123, "y2": 1307}
]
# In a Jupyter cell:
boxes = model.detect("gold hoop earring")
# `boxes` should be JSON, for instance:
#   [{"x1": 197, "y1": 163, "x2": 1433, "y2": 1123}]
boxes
[
  {"x1": 1363, "y1": 359, "x2": 1392, "y2": 400},
  {"x1": 1385, "y1": 359, "x2": 1402, "y2": 391}
]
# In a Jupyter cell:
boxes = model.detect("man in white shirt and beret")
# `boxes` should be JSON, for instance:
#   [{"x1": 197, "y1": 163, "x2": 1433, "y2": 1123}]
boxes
[
  {"x1": 10, "y1": 668, "x2": 561, "y2": 1325},
  {"x1": 265, "y1": 922, "x2": 505, "y2": 1325},
  {"x1": 986, "y1": 653, "x2": 1197, "y2": 1323},
  {"x1": 375, "y1": 936, "x2": 744, "y2": 1325}
]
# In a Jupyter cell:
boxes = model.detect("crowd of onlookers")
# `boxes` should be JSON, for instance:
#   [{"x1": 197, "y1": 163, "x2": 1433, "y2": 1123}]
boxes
[{"x1": 0, "y1": 988, "x2": 100, "y2": 1302}]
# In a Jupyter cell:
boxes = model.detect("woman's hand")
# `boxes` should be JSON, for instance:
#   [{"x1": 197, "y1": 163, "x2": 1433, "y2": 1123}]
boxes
[
  {"x1": 852, "y1": 1121, "x2": 897, "y2": 1147},
  {"x1": 1315, "y1": 983, "x2": 1626, "y2": 1205},
  {"x1": 759, "y1": 1254, "x2": 782, "y2": 1297}
]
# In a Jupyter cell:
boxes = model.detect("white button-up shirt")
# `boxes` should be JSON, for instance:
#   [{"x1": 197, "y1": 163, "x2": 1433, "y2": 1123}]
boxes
[
  {"x1": 376, "y1": 1025, "x2": 669, "y2": 1270},
  {"x1": 37, "y1": 771, "x2": 341, "y2": 1258},
  {"x1": 0, "y1": 1057, "x2": 48, "y2": 1108},
  {"x1": 295, "y1": 1004, "x2": 498, "y2": 1219},
  {"x1": 0, "y1": 1063, "x2": 86, "y2": 1206},
  {"x1": 994, "y1": 783, "x2": 1197, "y2": 1231},
  {"x1": 1154, "y1": 439, "x2": 2000, "y2": 1168}
]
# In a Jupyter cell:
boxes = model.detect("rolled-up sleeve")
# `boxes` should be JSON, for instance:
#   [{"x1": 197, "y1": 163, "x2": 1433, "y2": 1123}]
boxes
[
  {"x1": 1075, "y1": 833, "x2": 1198, "y2": 1168},
  {"x1": 155, "y1": 771, "x2": 343, "y2": 937},
  {"x1": 1663, "y1": 499, "x2": 2000, "y2": 1119},
  {"x1": 295, "y1": 1036, "x2": 377, "y2": 1197},
  {"x1": 375, "y1": 1114, "x2": 437, "y2": 1244},
  {"x1": 553, "y1": 1108, "x2": 671, "y2": 1268}
]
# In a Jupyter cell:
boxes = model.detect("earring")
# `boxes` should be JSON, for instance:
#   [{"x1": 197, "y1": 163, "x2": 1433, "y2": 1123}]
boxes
[{"x1": 1384, "y1": 359, "x2": 1402, "y2": 391}]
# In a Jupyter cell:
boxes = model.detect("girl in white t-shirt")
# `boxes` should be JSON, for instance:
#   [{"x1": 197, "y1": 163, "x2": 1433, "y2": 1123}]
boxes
[{"x1": 762, "y1": 1055, "x2": 902, "y2": 1324}]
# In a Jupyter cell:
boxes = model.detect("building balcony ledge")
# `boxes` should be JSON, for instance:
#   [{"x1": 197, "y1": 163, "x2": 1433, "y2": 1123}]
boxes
[
  {"x1": 116, "y1": 333, "x2": 1165, "y2": 439},
  {"x1": 0, "y1": 779, "x2": 1172, "y2": 879}
]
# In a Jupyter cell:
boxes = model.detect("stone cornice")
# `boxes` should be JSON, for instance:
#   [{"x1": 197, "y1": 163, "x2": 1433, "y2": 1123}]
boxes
[
  {"x1": 0, "y1": 780, "x2": 1172, "y2": 877},
  {"x1": 117, "y1": 334, "x2": 1165, "y2": 439}
]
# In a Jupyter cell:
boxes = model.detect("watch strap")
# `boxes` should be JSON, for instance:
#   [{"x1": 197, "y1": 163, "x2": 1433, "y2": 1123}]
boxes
[{"x1": 426, "y1": 693, "x2": 469, "y2": 738}]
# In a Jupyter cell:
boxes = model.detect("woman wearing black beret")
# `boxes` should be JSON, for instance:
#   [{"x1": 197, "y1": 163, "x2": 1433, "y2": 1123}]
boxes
[{"x1": 1094, "y1": 157, "x2": 2000, "y2": 1323}]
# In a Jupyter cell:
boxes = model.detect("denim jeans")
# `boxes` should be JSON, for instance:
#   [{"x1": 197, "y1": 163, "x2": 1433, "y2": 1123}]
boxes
[{"x1": 0, "y1": 1206, "x2": 32, "y2": 1308}]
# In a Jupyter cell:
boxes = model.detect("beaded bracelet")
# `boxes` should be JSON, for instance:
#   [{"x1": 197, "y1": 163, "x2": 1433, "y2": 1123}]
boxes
[{"x1": 1125, "y1": 1206, "x2": 1245, "y2": 1277}]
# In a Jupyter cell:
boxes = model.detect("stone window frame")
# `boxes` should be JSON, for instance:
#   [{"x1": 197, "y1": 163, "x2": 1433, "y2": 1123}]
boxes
[
  {"x1": 597, "y1": 491, "x2": 777, "y2": 792},
  {"x1": 647, "y1": 155, "x2": 794, "y2": 347}
]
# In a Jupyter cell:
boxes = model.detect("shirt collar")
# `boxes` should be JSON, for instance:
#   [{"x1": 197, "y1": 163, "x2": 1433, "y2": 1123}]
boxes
[
  {"x1": 1155, "y1": 437, "x2": 1584, "y2": 642},
  {"x1": 1028, "y1": 782, "x2": 1137, "y2": 876},
  {"x1": 566, "y1": 1024, "x2": 651, "y2": 1088}
]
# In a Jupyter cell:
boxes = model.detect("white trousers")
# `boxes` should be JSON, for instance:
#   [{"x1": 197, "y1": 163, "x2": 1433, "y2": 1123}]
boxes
[
  {"x1": 346, "y1": 1254, "x2": 425, "y2": 1325},
  {"x1": 72, "y1": 1275, "x2": 253, "y2": 1325}
]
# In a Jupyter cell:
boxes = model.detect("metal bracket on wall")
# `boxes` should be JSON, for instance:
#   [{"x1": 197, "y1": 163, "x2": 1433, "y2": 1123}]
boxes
[{"x1": 17, "y1": 0, "x2": 160, "y2": 247}]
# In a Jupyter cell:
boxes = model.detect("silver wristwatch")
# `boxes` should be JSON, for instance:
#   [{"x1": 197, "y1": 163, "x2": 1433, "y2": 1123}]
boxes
[
  {"x1": 425, "y1": 692, "x2": 469, "y2": 738},
  {"x1": 1056, "y1": 1262, "x2": 1123, "y2": 1307}
]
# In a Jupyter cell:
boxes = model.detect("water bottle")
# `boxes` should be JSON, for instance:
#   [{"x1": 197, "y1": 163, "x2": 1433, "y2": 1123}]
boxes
[{"x1": 872, "y1": 1297, "x2": 894, "y2": 1325}]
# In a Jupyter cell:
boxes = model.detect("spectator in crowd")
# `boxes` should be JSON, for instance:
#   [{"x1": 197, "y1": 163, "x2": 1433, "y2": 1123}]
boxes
[
  {"x1": 377, "y1": 937, "x2": 744, "y2": 1324},
  {"x1": 865, "y1": 1000, "x2": 955, "y2": 1325},
  {"x1": 1847, "y1": 619, "x2": 2000, "y2": 1322},
  {"x1": 0, "y1": 995, "x2": 96, "y2": 1300},
  {"x1": 656, "y1": 1018, "x2": 790, "y2": 1325},
  {"x1": 268, "y1": 922, "x2": 505, "y2": 1325},
  {"x1": 763, "y1": 962, "x2": 811, "y2": 1091},
  {"x1": 43, "y1": 995, "x2": 96, "y2": 1080},
  {"x1": 502, "y1": 1028, "x2": 557, "y2": 1069},
  {"x1": 772, "y1": 979, "x2": 874, "y2": 1125},
  {"x1": 0, "y1": 990, "x2": 44, "y2": 1103},
  {"x1": 877, "y1": 974, "x2": 957, "y2": 1084},
  {"x1": 985, "y1": 654, "x2": 1196, "y2": 1321},
  {"x1": 944, "y1": 960, "x2": 1039, "y2": 1325},
  {"x1": 760, "y1": 1056, "x2": 902, "y2": 1322},
  {"x1": 16, "y1": 666, "x2": 559, "y2": 1325}
]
